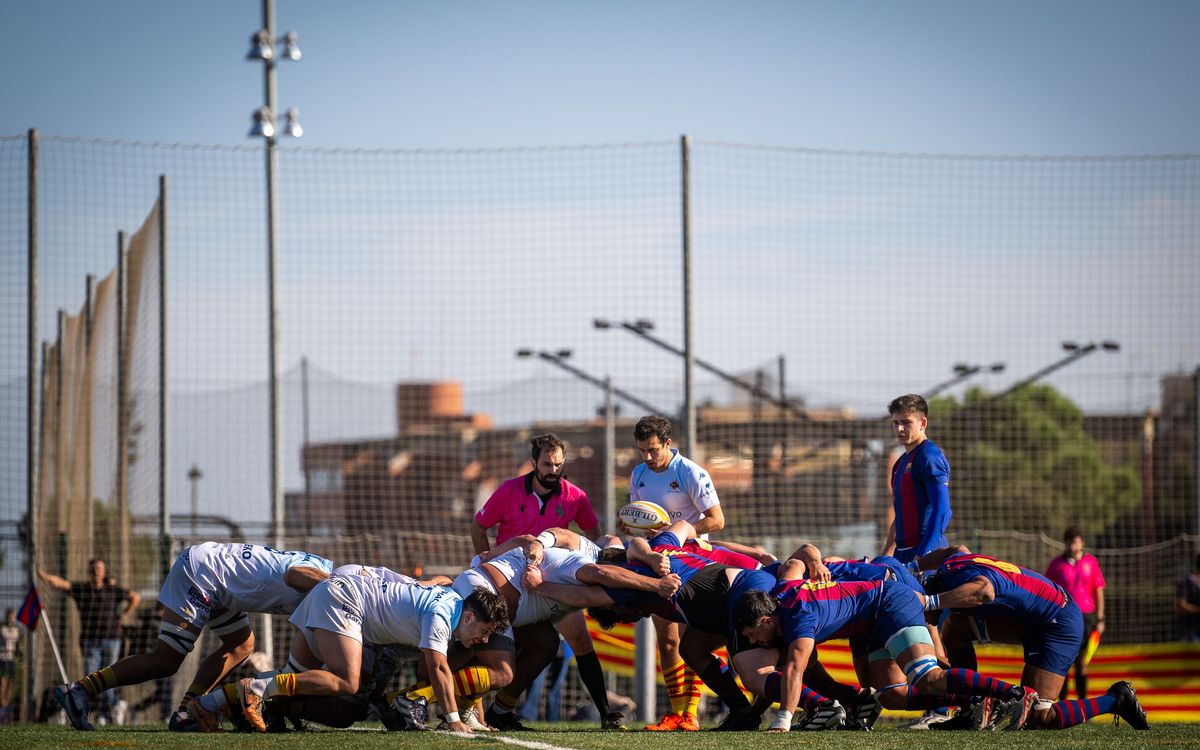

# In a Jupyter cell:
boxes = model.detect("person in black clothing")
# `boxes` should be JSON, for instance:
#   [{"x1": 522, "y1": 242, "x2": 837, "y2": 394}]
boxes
[
  {"x1": 1177, "y1": 554, "x2": 1200, "y2": 642},
  {"x1": 38, "y1": 560, "x2": 140, "y2": 722}
]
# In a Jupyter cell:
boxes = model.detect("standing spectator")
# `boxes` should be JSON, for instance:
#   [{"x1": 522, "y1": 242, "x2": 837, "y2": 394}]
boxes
[
  {"x1": 37, "y1": 559, "x2": 140, "y2": 723},
  {"x1": 626, "y1": 415, "x2": 723, "y2": 732},
  {"x1": 1045, "y1": 527, "x2": 1106, "y2": 699},
  {"x1": 471, "y1": 433, "x2": 601, "y2": 554},
  {"x1": 0, "y1": 609, "x2": 20, "y2": 722},
  {"x1": 1176, "y1": 554, "x2": 1200, "y2": 642},
  {"x1": 883, "y1": 394, "x2": 952, "y2": 566}
]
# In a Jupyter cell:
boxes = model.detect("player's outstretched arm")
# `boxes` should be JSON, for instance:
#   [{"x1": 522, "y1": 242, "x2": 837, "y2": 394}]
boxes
[
  {"x1": 284, "y1": 565, "x2": 330, "y2": 593},
  {"x1": 477, "y1": 534, "x2": 536, "y2": 562},
  {"x1": 924, "y1": 576, "x2": 992, "y2": 611},
  {"x1": 770, "y1": 637, "x2": 815, "y2": 732},
  {"x1": 784, "y1": 544, "x2": 830, "y2": 583},
  {"x1": 523, "y1": 578, "x2": 615, "y2": 608},
  {"x1": 915, "y1": 545, "x2": 969, "y2": 571},
  {"x1": 716, "y1": 539, "x2": 777, "y2": 565},
  {"x1": 422, "y1": 647, "x2": 470, "y2": 733},
  {"x1": 577, "y1": 564, "x2": 681, "y2": 598}
]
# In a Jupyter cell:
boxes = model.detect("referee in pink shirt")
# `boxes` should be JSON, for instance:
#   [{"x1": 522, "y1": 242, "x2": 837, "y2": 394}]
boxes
[
  {"x1": 1045, "y1": 526, "x2": 1106, "y2": 700},
  {"x1": 471, "y1": 433, "x2": 601, "y2": 554}
]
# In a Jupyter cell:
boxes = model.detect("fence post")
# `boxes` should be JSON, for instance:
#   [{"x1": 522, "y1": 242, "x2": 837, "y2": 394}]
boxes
[
  {"x1": 680, "y1": 134, "x2": 695, "y2": 456},
  {"x1": 25, "y1": 127, "x2": 39, "y2": 723},
  {"x1": 159, "y1": 174, "x2": 171, "y2": 582}
]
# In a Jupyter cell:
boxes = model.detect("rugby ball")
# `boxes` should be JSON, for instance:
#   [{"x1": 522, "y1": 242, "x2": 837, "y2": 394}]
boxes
[{"x1": 618, "y1": 501, "x2": 670, "y2": 535}]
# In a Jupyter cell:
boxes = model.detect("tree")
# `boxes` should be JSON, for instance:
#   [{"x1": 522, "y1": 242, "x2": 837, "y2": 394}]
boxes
[{"x1": 931, "y1": 384, "x2": 1140, "y2": 538}]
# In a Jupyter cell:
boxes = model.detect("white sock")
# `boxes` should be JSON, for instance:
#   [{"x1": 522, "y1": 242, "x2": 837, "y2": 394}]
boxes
[{"x1": 248, "y1": 677, "x2": 274, "y2": 699}]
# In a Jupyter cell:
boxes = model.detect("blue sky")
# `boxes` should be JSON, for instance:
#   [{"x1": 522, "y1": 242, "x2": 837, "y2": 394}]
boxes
[{"x1": 3, "y1": 1, "x2": 1198, "y2": 154}]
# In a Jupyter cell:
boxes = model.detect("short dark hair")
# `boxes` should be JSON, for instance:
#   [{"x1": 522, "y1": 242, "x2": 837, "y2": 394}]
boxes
[
  {"x1": 530, "y1": 433, "x2": 566, "y2": 462},
  {"x1": 89, "y1": 558, "x2": 105, "y2": 567},
  {"x1": 1063, "y1": 527, "x2": 1084, "y2": 544},
  {"x1": 731, "y1": 590, "x2": 778, "y2": 632},
  {"x1": 887, "y1": 394, "x2": 928, "y2": 417},
  {"x1": 588, "y1": 606, "x2": 636, "y2": 631},
  {"x1": 634, "y1": 415, "x2": 672, "y2": 443},
  {"x1": 597, "y1": 547, "x2": 628, "y2": 565},
  {"x1": 463, "y1": 586, "x2": 510, "y2": 632}
]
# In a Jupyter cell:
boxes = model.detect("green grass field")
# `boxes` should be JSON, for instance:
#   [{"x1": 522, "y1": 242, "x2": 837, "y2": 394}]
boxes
[{"x1": 0, "y1": 721, "x2": 1195, "y2": 750}]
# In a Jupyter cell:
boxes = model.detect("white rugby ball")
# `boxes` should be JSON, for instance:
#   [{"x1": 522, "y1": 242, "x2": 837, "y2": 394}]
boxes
[{"x1": 618, "y1": 500, "x2": 670, "y2": 535}]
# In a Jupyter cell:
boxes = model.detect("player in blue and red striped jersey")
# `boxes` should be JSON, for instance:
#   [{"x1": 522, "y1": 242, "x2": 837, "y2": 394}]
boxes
[
  {"x1": 920, "y1": 547, "x2": 1148, "y2": 731},
  {"x1": 730, "y1": 577, "x2": 1038, "y2": 733},
  {"x1": 523, "y1": 522, "x2": 774, "y2": 731},
  {"x1": 884, "y1": 394, "x2": 952, "y2": 566}
]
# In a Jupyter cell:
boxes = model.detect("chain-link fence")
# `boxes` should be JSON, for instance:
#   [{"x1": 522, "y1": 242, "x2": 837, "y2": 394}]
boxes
[{"x1": 1, "y1": 132, "x2": 1197, "y2": 722}]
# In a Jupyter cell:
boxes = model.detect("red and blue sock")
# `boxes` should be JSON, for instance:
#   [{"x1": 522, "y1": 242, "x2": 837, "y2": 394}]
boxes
[
  {"x1": 944, "y1": 668, "x2": 1021, "y2": 700},
  {"x1": 1053, "y1": 695, "x2": 1116, "y2": 728}
]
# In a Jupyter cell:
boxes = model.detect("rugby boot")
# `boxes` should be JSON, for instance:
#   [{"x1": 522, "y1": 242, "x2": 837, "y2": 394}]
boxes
[
  {"x1": 795, "y1": 700, "x2": 846, "y2": 730},
  {"x1": 54, "y1": 683, "x2": 95, "y2": 731},
  {"x1": 1107, "y1": 681, "x2": 1149, "y2": 730},
  {"x1": 710, "y1": 705, "x2": 763, "y2": 731},
  {"x1": 484, "y1": 705, "x2": 531, "y2": 731},
  {"x1": 167, "y1": 707, "x2": 198, "y2": 732},
  {"x1": 644, "y1": 712, "x2": 683, "y2": 731},
  {"x1": 600, "y1": 710, "x2": 627, "y2": 730},
  {"x1": 997, "y1": 686, "x2": 1038, "y2": 731},
  {"x1": 236, "y1": 678, "x2": 267, "y2": 732},
  {"x1": 185, "y1": 698, "x2": 223, "y2": 733}
]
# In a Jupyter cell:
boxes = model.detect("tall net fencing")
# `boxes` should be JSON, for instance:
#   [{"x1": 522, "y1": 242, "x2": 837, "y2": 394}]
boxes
[{"x1": 0, "y1": 133, "x2": 1197, "y2": 722}]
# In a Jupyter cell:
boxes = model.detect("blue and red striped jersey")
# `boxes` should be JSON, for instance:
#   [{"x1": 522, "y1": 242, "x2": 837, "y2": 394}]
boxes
[{"x1": 926, "y1": 553, "x2": 1068, "y2": 627}]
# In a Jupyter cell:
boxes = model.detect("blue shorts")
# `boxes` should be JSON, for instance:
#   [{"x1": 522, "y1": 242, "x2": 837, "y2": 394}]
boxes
[
  {"x1": 761, "y1": 561, "x2": 782, "y2": 579},
  {"x1": 893, "y1": 537, "x2": 947, "y2": 565},
  {"x1": 968, "y1": 600, "x2": 1082, "y2": 676},
  {"x1": 849, "y1": 580, "x2": 927, "y2": 658},
  {"x1": 869, "y1": 555, "x2": 924, "y2": 593}
]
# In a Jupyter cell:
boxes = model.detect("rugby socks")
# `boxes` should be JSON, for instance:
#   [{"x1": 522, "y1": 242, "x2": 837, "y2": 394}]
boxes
[
  {"x1": 247, "y1": 673, "x2": 296, "y2": 699},
  {"x1": 697, "y1": 656, "x2": 750, "y2": 711},
  {"x1": 80, "y1": 667, "x2": 118, "y2": 699},
  {"x1": 896, "y1": 685, "x2": 972, "y2": 710},
  {"x1": 1052, "y1": 695, "x2": 1115, "y2": 729},
  {"x1": 575, "y1": 651, "x2": 612, "y2": 714},
  {"x1": 452, "y1": 666, "x2": 491, "y2": 700},
  {"x1": 400, "y1": 667, "x2": 492, "y2": 705},
  {"x1": 944, "y1": 668, "x2": 1021, "y2": 700},
  {"x1": 803, "y1": 669, "x2": 862, "y2": 707},
  {"x1": 762, "y1": 672, "x2": 828, "y2": 712},
  {"x1": 662, "y1": 659, "x2": 703, "y2": 716},
  {"x1": 197, "y1": 683, "x2": 237, "y2": 713}
]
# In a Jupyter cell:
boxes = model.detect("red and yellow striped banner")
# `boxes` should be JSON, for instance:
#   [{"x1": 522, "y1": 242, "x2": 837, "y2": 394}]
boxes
[{"x1": 585, "y1": 617, "x2": 1200, "y2": 722}]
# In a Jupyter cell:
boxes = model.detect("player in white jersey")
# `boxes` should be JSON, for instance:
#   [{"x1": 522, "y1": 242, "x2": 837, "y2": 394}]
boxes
[
  {"x1": 233, "y1": 573, "x2": 509, "y2": 734},
  {"x1": 55, "y1": 542, "x2": 333, "y2": 732},
  {"x1": 463, "y1": 539, "x2": 677, "y2": 730},
  {"x1": 626, "y1": 415, "x2": 724, "y2": 731}
]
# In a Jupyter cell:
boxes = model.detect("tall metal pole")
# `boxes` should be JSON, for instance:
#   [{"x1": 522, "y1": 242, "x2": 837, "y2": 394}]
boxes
[
  {"x1": 25, "y1": 127, "x2": 39, "y2": 722},
  {"x1": 301, "y1": 355, "x2": 311, "y2": 502},
  {"x1": 116, "y1": 232, "x2": 131, "y2": 583},
  {"x1": 634, "y1": 617, "x2": 656, "y2": 724},
  {"x1": 603, "y1": 377, "x2": 615, "y2": 535},
  {"x1": 84, "y1": 275, "x2": 95, "y2": 564},
  {"x1": 159, "y1": 174, "x2": 171, "y2": 580},
  {"x1": 680, "y1": 135, "x2": 696, "y2": 456},
  {"x1": 260, "y1": 0, "x2": 282, "y2": 665}
]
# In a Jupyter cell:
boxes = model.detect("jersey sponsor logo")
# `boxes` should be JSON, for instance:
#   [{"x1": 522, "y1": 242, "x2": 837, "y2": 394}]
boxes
[
  {"x1": 339, "y1": 605, "x2": 362, "y2": 625},
  {"x1": 556, "y1": 505, "x2": 565, "y2": 518},
  {"x1": 669, "y1": 481, "x2": 680, "y2": 490},
  {"x1": 186, "y1": 585, "x2": 212, "y2": 610},
  {"x1": 638, "y1": 482, "x2": 645, "y2": 488},
  {"x1": 432, "y1": 624, "x2": 450, "y2": 643}
]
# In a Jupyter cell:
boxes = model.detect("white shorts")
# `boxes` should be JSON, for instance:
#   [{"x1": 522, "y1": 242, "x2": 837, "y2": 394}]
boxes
[
  {"x1": 288, "y1": 576, "x2": 364, "y2": 663},
  {"x1": 158, "y1": 547, "x2": 220, "y2": 630}
]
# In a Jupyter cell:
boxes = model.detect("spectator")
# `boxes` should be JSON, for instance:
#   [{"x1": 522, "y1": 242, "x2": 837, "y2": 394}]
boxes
[
  {"x1": 37, "y1": 559, "x2": 140, "y2": 723},
  {"x1": 1176, "y1": 554, "x2": 1200, "y2": 642},
  {"x1": 1, "y1": 609, "x2": 20, "y2": 722},
  {"x1": 1045, "y1": 527, "x2": 1106, "y2": 699}
]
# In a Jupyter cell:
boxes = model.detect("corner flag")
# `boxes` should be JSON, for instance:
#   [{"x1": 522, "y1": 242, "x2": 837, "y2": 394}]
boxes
[{"x1": 16, "y1": 585, "x2": 43, "y2": 630}]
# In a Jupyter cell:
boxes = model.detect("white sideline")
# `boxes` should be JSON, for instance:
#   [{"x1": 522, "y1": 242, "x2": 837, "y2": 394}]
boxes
[{"x1": 340, "y1": 726, "x2": 578, "y2": 750}]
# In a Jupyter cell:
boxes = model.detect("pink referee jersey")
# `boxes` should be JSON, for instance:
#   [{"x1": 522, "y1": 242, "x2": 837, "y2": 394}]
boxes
[
  {"x1": 1045, "y1": 553, "x2": 1106, "y2": 614},
  {"x1": 474, "y1": 473, "x2": 598, "y2": 544}
]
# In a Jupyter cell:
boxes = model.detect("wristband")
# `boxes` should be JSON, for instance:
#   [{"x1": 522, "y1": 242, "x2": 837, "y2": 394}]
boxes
[
  {"x1": 534, "y1": 531, "x2": 556, "y2": 549},
  {"x1": 924, "y1": 593, "x2": 941, "y2": 612},
  {"x1": 769, "y1": 709, "x2": 793, "y2": 731},
  {"x1": 443, "y1": 711, "x2": 461, "y2": 724}
]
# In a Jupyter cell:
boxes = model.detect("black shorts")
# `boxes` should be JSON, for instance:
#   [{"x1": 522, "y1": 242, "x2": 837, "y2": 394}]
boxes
[{"x1": 675, "y1": 566, "x2": 731, "y2": 636}]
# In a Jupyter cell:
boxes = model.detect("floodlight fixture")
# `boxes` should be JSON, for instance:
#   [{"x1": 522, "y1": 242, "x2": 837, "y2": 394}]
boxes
[
  {"x1": 281, "y1": 31, "x2": 302, "y2": 61},
  {"x1": 246, "y1": 30, "x2": 274, "y2": 61},
  {"x1": 284, "y1": 108, "x2": 303, "y2": 138},
  {"x1": 249, "y1": 107, "x2": 276, "y2": 139}
]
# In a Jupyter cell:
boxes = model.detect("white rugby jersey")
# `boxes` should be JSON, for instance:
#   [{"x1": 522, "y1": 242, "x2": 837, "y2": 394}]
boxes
[
  {"x1": 337, "y1": 573, "x2": 462, "y2": 654},
  {"x1": 184, "y1": 542, "x2": 333, "y2": 615},
  {"x1": 333, "y1": 563, "x2": 416, "y2": 584},
  {"x1": 456, "y1": 547, "x2": 594, "y2": 628},
  {"x1": 629, "y1": 449, "x2": 719, "y2": 524}
]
